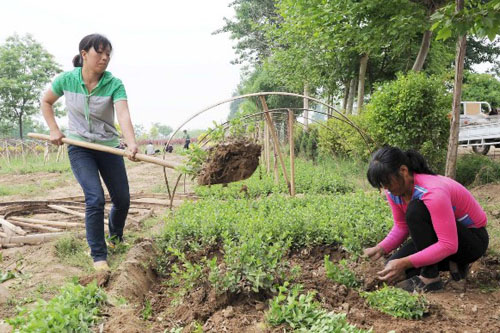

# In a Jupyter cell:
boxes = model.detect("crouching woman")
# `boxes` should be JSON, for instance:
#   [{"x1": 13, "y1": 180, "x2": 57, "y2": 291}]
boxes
[{"x1": 363, "y1": 146, "x2": 488, "y2": 292}]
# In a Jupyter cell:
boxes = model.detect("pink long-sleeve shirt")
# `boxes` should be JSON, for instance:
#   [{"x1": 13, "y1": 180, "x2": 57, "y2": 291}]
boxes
[{"x1": 378, "y1": 173, "x2": 487, "y2": 268}]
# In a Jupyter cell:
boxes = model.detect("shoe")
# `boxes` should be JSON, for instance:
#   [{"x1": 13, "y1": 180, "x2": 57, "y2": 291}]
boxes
[
  {"x1": 396, "y1": 275, "x2": 443, "y2": 293},
  {"x1": 93, "y1": 260, "x2": 110, "y2": 271},
  {"x1": 450, "y1": 261, "x2": 469, "y2": 281}
]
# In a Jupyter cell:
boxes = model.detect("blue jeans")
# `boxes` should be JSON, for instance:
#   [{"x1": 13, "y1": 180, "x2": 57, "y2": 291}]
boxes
[{"x1": 68, "y1": 145, "x2": 130, "y2": 262}]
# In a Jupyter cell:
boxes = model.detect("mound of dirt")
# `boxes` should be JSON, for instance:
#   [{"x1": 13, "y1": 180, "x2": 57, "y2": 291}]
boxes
[{"x1": 197, "y1": 139, "x2": 261, "y2": 185}]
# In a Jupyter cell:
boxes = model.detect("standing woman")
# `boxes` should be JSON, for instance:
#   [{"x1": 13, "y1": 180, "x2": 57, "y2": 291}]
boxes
[
  {"x1": 363, "y1": 146, "x2": 489, "y2": 292},
  {"x1": 41, "y1": 34, "x2": 138, "y2": 271}
]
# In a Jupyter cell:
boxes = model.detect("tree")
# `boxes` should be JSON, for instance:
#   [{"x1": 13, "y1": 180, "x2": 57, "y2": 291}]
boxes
[
  {"x1": 432, "y1": 0, "x2": 500, "y2": 178},
  {"x1": 462, "y1": 72, "x2": 500, "y2": 108},
  {"x1": 0, "y1": 34, "x2": 61, "y2": 139},
  {"x1": 214, "y1": 0, "x2": 279, "y2": 66}
]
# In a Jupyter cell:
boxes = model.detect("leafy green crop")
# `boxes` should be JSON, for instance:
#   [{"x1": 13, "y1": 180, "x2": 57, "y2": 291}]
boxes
[
  {"x1": 6, "y1": 281, "x2": 107, "y2": 332},
  {"x1": 194, "y1": 158, "x2": 355, "y2": 199},
  {"x1": 266, "y1": 282, "x2": 370, "y2": 332},
  {"x1": 324, "y1": 256, "x2": 360, "y2": 288},
  {"x1": 361, "y1": 285, "x2": 429, "y2": 319}
]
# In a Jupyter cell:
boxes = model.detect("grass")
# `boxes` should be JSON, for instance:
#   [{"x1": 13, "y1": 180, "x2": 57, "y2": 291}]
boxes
[
  {"x1": 0, "y1": 154, "x2": 72, "y2": 175},
  {"x1": 54, "y1": 236, "x2": 93, "y2": 271}
]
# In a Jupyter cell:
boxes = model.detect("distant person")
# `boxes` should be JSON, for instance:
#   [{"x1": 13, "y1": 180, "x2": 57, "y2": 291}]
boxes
[
  {"x1": 164, "y1": 143, "x2": 173, "y2": 153},
  {"x1": 183, "y1": 129, "x2": 190, "y2": 149},
  {"x1": 145, "y1": 141, "x2": 155, "y2": 155},
  {"x1": 363, "y1": 146, "x2": 488, "y2": 292},
  {"x1": 40, "y1": 33, "x2": 138, "y2": 272}
]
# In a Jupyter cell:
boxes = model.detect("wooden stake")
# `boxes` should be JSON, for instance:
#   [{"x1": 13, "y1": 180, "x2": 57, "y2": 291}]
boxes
[
  {"x1": 8, "y1": 220, "x2": 62, "y2": 232},
  {"x1": 0, "y1": 217, "x2": 27, "y2": 235},
  {"x1": 0, "y1": 231, "x2": 85, "y2": 245},
  {"x1": 48, "y1": 204, "x2": 86, "y2": 218},
  {"x1": 259, "y1": 96, "x2": 291, "y2": 192},
  {"x1": 288, "y1": 110, "x2": 296, "y2": 196},
  {"x1": 9, "y1": 216, "x2": 83, "y2": 228}
]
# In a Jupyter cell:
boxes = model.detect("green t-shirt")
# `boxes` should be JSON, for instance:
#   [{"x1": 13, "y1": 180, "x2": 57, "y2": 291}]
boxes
[{"x1": 52, "y1": 67, "x2": 127, "y2": 147}]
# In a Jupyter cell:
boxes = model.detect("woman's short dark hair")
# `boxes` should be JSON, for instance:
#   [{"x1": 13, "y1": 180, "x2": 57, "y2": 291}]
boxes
[
  {"x1": 72, "y1": 34, "x2": 112, "y2": 67},
  {"x1": 367, "y1": 146, "x2": 435, "y2": 189}
]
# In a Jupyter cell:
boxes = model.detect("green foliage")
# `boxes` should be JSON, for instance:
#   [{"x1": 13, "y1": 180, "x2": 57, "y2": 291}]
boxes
[
  {"x1": 456, "y1": 153, "x2": 500, "y2": 187},
  {"x1": 195, "y1": 158, "x2": 355, "y2": 199},
  {"x1": 364, "y1": 71, "x2": 451, "y2": 172},
  {"x1": 176, "y1": 143, "x2": 208, "y2": 180},
  {"x1": 0, "y1": 153, "x2": 71, "y2": 175},
  {"x1": 208, "y1": 232, "x2": 291, "y2": 294},
  {"x1": 6, "y1": 281, "x2": 107, "y2": 332},
  {"x1": 361, "y1": 285, "x2": 429, "y2": 319},
  {"x1": 462, "y1": 72, "x2": 500, "y2": 109},
  {"x1": 54, "y1": 236, "x2": 92, "y2": 269},
  {"x1": 317, "y1": 114, "x2": 373, "y2": 160},
  {"x1": 166, "y1": 247, "x2": 204, "y2": 294},
  {"x1": 431, "y1": 0, "x2": 500, "y2": 42},
  {"x1": 0, "y1": 270, "x2": 16, "y2": 283},
  {"x1": 0, "y1": 34, "x2": 62, "y2": 139},
  {"x1": 266, "y1": 282, "x2": 370, "y2": 332},
  {"x1": 324, "y1": 256, "x2": 360, "y2": 288},
  {"x1": 142, "y1": 299, "x2": 152, "y2": 320},
  {"x1": 158, "y1": 192, "x2": 392, "y2": 269}
]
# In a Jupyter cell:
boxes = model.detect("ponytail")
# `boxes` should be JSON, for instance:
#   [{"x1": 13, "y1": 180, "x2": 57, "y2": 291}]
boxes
[
  {"x1": 405, "y1": 149, "x2": 435, "y2": 175},
  {"x1": 367, "y1": 146, "x2": 434, "y2": 189},
  {"x1": 72, "y1": 54, "x2": 83, "y2": 67}
]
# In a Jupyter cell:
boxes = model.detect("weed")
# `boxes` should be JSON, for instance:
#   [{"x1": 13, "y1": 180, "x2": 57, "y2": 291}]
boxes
[
  {"x1": 142, "y1": 299, "x2": 153, "y2": 320},
  {"x1": 54, "y1": 236, "x2": 92, "y2": 269}
]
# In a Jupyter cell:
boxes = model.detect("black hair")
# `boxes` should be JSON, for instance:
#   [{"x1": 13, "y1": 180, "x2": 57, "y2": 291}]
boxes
[
  {"x1": 72, "y1": 34, "x2": 112, "y2": 67},
  {"x1": 366, "y1": 146, "x2": 435, "y2": 189}
]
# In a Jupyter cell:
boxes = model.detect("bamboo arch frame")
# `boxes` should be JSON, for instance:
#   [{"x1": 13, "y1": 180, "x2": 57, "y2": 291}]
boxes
[{"x1": 162, "y1": 92, "x2": 373, "y2": 206}]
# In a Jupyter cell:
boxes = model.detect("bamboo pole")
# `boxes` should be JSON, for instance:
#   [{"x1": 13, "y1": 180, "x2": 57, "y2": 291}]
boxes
[
  {"x1": 273, "y1": 147, "x2": 279, "y2": 184},
  {"x1": 259, "y1": 96, "x2": 291, "y2": 192},
  {"x1": 48, "y1": 204, "x2": 86, "y2": 218},
  {"x1": 0, "y1": 217, "x2": 27, "y2": 235},
  {"x1": 264, "y1": 119, "x2": 271, "y2": 173},
  {"x1": 0, "y1": 231, "x2": 85, "y2": 245},
  {"x1": 28, "y1": 133, "x2": 179, "y2": 169},
  {"x1": 9, "y1": 217, "x2": 83, "y2": 228},
  {"x1": 8, "y1": 220, "x2": 62, "y2": 232},
  {"x1": 288, "y1": 110, "x2": 296, "y2": 196}
]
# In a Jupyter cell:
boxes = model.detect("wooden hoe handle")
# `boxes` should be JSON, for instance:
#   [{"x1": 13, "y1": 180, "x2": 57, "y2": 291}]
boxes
[{"x1": 28, "y1": 133, "x2": 178, "y2": 169}]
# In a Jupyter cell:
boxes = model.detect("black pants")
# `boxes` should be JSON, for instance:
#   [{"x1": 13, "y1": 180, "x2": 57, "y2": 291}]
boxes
[{"x1": 388, "y1": 199, "x2": 489, "y2": 279}]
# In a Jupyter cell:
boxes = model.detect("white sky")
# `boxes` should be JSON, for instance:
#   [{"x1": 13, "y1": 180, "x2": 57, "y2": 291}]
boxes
[{"x1": 0, "y1": 0, "x2": 241, "y2": 132}]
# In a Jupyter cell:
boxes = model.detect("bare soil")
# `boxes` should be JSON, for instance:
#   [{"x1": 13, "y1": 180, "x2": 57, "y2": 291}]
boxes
[{"x1": 1, "y1": 156, "x2": 500, "y2": 332}]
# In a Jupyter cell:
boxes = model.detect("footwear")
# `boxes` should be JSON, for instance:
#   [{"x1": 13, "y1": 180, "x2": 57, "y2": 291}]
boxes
[
  {"x1": 93, "y1": 260, "x2": 110, "y2": 271},
  {"x1": 396, "y1": 275, "x2": 443, "y2": 293},
  {"x1": 449, "y1": 261, "x2": 469, "y2": 281}
]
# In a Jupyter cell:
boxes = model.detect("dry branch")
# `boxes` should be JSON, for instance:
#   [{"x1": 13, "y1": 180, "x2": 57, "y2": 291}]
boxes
[
  {"x1": 8, "y1": 220, "x2": 62, "y2": 232},
  {"x1": 0, "y1": 231, "x2": 85, "y2": 245},
  {"x1": 0, "y1": 217, "x2": 27, "y2": 235},
  {"x1": 48, "y1": 205, "x2": 86, "y2": 218},
  {"x1": 9, "y1": 217, "x2": 83, "y2": 228}
]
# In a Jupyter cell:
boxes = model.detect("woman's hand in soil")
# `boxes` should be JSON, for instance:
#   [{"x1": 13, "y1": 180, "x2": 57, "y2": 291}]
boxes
[
  {"x1": 363, "y1": 246, "x2": 385, "y2": 260},
  {"x1": 377, "y1": 257, "x2": 412, "y2": 282}
]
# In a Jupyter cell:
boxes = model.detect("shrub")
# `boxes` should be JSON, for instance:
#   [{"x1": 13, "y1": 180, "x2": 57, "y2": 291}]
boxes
[
  {"x1": 364, "y1": 71, "x2": 451, "y2": 172},
  {"x1": 456, "y1": 153, "x2": 500, "y2": 186},
  {"x1": 317, "y1": 114, "x2": 374, "y2": 160}
]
